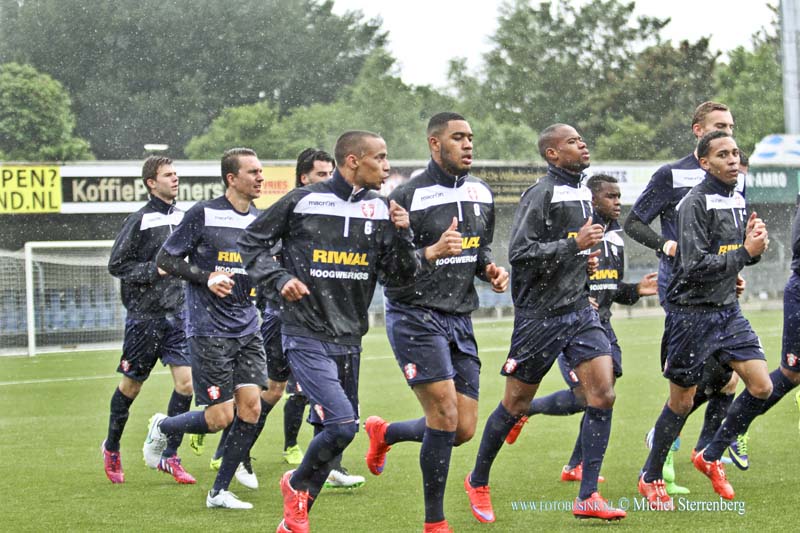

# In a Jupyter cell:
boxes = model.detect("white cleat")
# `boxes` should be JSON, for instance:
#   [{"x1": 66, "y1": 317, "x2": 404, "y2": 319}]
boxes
[
  {"x1": 324, "y1": 467, "x2": 366, "y2": 489},
  {"x1": 206, "y1": 489, "x2": 253, "y2": 509},
  {"x1": 143, "y1": 413, "x2": 168, "y2": 469},
  {"x1": 235, "y1": 460, "x2": 258, "y2": 490}
]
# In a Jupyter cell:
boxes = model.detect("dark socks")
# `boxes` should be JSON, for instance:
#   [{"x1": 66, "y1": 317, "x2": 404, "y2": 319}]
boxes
[
  {"x1": 643, "y1": 404, "x2": 687, "y2": 482},
  {"x1": 529, "y1": 389, "x2": 585, "y2": 416},
  {"x1": 252, "y1": 397, "x2": 275, "y2": 448},
  {"x1": 284, "y1": 394, "x2": 308, "y2": 449},
  {"x1": 578, "y1": 407, "x2": 612, "y2": 500},
  {"x1": 163, "y1": 390, "x2": 192, "y2": 457},
  {"x1": 470, "y1": 402, "x2": 519, "y2": 487},
  {"x1": 292, "y1": 423, "x2": 356, "y2": 493},
  {"x1": 420, "y1": 427, "x2": 456, "y2": 523},
  {"x1": 385, "y1": 417, "x2": 426, "y2": 445},
  {"x1": 213, "y1": 422, "x2": 233, "y2": 460},
  {"x1": 159, "y1": 410, "x2": 209, "y2": 439},
  {"x1": 105, "y1": 388, "x2": 134, "y2": 452},
  {"x1": 701, "y1": 371, "x2": 795, "y2": 461},
  {"x1": 695, "y1": 393, "x2": 733, "y2": 451},
  {"x1": 567, "y1": 413, "x2": 585, "y2": 468},
  {"x1": 212, "y1": 417, "x2": 260, "y2": 493}
]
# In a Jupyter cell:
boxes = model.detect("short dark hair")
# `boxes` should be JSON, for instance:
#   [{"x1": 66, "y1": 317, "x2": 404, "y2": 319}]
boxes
[
  {"x1": 334, "y1": 131, "x2": 381, "y2": 167},
  {"x1": 220, "y1": 147, "x2": 258, "y2": 188},
  {"x1": 739, "y1": 150, "x2": 749, "y2": 167},
  {"x1": 696, "y1": 131, "x2": 731, "y2": 160},
  {"x1": 141, "y1": 155, "x2": 172, "y2": 191},
  {"x1": 538, "y1": 123, "x2": 569, "y2": 160},
  {"x1": 692, "y1": 101, "x2": 730, "y2": 127},
  {"x1": 586, "y1": 173, "x2": 618, "y2": 195},
  {"x1": 426, "y1": 112, "x2": 466, "y2": 138},
  {"x1": 295, "y1": 148, "x2": 335, "y2": 187}
]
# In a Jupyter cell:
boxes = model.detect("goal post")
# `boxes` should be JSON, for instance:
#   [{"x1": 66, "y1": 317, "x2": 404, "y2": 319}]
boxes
[{"x1": 20, "y1": 240, "x2": 121, "y2": 356}]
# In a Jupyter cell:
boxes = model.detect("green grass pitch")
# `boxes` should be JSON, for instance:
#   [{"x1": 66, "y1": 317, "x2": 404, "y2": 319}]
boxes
[{"x1": 0, "y1": 310, "x2": 796, "y2": 531}]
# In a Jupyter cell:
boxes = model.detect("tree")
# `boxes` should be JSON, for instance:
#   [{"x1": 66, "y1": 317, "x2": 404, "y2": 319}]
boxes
[
  {"x1": 186, "y1": 49, "x2": 537, "y2": 161},
  {"x1": 591, "y1": 39, "x2": 720, "y2": 160},
  {"x1": 453, "y1": 0, "x2": 668, "y2": 137},
  {"x1": 714, "y1": 30, "x2": 783, "y2": 156},
  {"x1": 0, "y1": 62, "x2": 92, "y2": 161},
  {"x1": 0, "y1": 0, "x2": 386, "y2": 159}
]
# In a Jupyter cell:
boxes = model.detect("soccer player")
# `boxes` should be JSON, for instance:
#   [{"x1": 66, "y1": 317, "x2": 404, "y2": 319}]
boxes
[
  {"x1": 624, "y1": 101, "x2": 746, "y2": 486},
  {"x1": 143, "y1": 148, "x2": 268, "y2": 510},
  {"x1": 692, "y1": 141, "x2": 800, "y2": 492},
  {"x1": 638, "y1": 131, "x2": 770, "y2": 506},
  {"x1": 465, "y1": 123, "x2": 626, "y2": 522},
  {"x1": 363, "y1": 112, "x2": 508, "y2": 533},
  {"x1": 238, "y1": 131, "x2": 416, "y2": 533},
  {"x1": 504, "y1": 174, "x2": 658, "y2": 483},
  {"x1": 103, "y1": 155, "x2": 193, "y2": 484}
]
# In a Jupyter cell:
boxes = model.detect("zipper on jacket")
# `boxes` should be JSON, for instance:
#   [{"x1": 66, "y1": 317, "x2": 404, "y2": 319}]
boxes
[
  {"x1": 454, "y1": 180, "x2": 463, "y2": 222},
  {"x1": 345, "y1": 188, "x2": 363, "y2": 237}
]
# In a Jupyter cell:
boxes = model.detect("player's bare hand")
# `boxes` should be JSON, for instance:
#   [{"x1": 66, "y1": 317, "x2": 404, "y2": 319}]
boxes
[
  {"x1": 745, "y1": 212, "x2": 764, "y2": 236},
  {"x1": 586, "y1": 249, "x2": 601, "y2": 275},
  {"x1": 389, "y1": 200, "x2": 409, "y2": 229},
  {"x1": 637, "y1": 272, "x2": 658, "y2": 296},
  {"x1": 736, "y1": 274, "x2": 746, "y2": 298},
  {"x1": 424, "y1": 217, "x2": 462, "y2": 261},
  {"x1": 281, "y1": 278, "x2": 310, "y2": 302},
  {"x1": 207, "y1": 271, "x2": 235, "y2": 298},
  {"x1": 485, "y1": 263, "x2": 509, "y2": 293},
  {"x1": 574, "y1": 217, "x2": 604, "y2": 250},
  {"x1": 588, "y1": 296, "x2": 599, "y2": 310},
  {"x1": 744, "y1": 223, "x2": 768, "y2": 257},
  {"x1": 662, "y1": 240, "x2": 677, "y2": 257}
]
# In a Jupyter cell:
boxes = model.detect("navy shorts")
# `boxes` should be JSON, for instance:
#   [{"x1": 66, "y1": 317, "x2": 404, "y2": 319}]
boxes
[
  {"x1": 502, "y1": 305, "x2": 611, "y2": 385},
  {"x1": 117, "y1": 311, "x2": 190, "y2": 381},
  {"x1": 558, "y1": 320, "x2": 622, "y2": 388},
  {"x1": 261, "y1": 309, "x2": 291, "y2": 383},
  {"x1": 385, "y1": 299, "x2": 481, "y2": 400},
  {"x1": 782, "y1": 273, "x2": 800, "y2": 373},
  {"x1": 190, "y1": 333, "x2": 267, "y2": 407},
  {"x1": 282, "y1": 334, "x2": 360, "y2": 428},
  {"x1": 663, "y1": 306, "x2": 765, "y2": 388}
]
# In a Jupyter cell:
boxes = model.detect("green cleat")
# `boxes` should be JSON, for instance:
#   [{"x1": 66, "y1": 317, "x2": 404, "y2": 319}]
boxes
[
  {"x1": 210, "y1": 456, "x2": 222, "y2": 471},
  {"x1": 796, "y1": 389, "x2": 800, "y2": 432},
  {"x1": 282, "y1": 445, "x2": 304, "y2": 465},
  {"x1": 727, "y1": 431, "x2": 749, "y2": 471},
  {"x1": 188, "y1": 433, "x2": 205, "y2": 456},
  {"x1": 663, "y1": 449, "x2": 690, "y2": 495}
]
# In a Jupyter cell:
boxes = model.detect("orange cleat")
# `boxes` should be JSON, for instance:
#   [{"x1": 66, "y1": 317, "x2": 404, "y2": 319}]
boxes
[
  {"x1": 637, "y1": 474, "x2": 674, "y2": 510},
  {"x1": 560, "y1": 463, "x2": 605, "y2": 483},
  {"x1": 423, "y1": 519, "x2": 453, "y2": 532},
  {"x1": 364, "y1": 416, "x2": 391, "y2": 476},
  {"x1": 573, "y1": 492, "x2": 626, "y2": 520},
  {"x1": 505, "y1": 416, "x2": 528, "y2": 444},
  {"x1": 692, "y1": 449, "x2": 735, "y2": 500},
  {"x1": 465, "y1": 473, "x2": 495, "y2": 523},
  {"x1": 279, "y1": 470, "x2": 310, "y2": 533}
]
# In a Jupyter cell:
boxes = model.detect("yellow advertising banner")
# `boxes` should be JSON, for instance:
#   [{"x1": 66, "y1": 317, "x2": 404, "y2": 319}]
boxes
[
  {"x1": 0, "y1": 166, "x2": 62, "y2": 213},
  {"x1": 253, "y1": 166, "x2": 294, "y2": 210}
]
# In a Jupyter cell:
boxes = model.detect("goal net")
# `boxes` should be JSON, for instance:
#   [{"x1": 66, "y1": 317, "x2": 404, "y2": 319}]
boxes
[{"x1": 0, "y1": 241, "x2": 124, "y2": 356}]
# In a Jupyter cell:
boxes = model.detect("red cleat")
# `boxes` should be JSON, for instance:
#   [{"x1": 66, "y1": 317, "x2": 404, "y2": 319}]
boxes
[
  {"x1": 505, "y1": 416, "x2": 528, "y2": 444},
  {"x1": 423, "y1": 519, "x2": 453, "y2": 533},
  {"x1": 364, "y1": 416, "x2": 391, "y2": 476},
  {"x1": 158, "y1": 455, "x2": 196, "y2": 484},
  {"x1": 692, "y1": 449, "x2": 735, "y2": 500},
  {"x1": 465, "y1": 473, "x2": 495, "y2": 523},
  {"x1": 280, "y1": 470, "x2": 310, "y2": 533},
  {"x1": 637, "y1": 475, "x2": 674, "y2": 510},
  {"x1": 560, "y1": 463, "x2": 605, "y2": 483},
  {"x1": 101, "y1": 441, "x2": 124, "y2": 484},
  {"x1": 573, "y1": 492, "x2": 626, "y2": 520}
]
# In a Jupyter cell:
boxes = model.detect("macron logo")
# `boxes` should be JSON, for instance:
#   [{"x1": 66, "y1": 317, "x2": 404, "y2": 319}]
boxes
[{"x1": 309, "y1": 200, "x2": 336, "y2": 208}]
